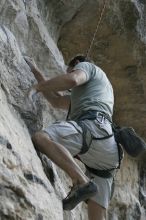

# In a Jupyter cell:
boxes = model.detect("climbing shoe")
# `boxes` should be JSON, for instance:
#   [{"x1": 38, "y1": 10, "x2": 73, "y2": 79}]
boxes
[{"x1": 63, "y1": 181, "x2": 97, "y2": 210}]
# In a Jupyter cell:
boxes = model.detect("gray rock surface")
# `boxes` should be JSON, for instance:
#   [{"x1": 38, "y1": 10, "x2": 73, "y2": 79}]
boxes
[
  {"x1": 0, "y1": 0, "x2": 87, "y2": 219},
  {"x1": 0, "y1": 0, "x2": 146, "y2": 219}
]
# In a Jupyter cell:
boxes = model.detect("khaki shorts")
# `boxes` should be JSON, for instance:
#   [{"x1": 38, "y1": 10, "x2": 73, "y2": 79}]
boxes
[{"x1": 43, "y1": 117, "x2": 119, "y2": 209}]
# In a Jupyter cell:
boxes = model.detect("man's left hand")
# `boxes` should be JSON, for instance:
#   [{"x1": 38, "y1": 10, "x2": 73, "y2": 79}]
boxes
[{"x1": 24, "y1": 56, "x2": 37, "y2": 72}]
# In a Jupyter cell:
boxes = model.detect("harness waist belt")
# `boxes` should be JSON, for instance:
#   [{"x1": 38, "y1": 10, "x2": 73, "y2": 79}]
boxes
[
  {"x1": 85, "y1": 165, "x2": 115, "y2": 178},
  {"x1": 77, "y1": 110, "x2": 112, "y2": 122}
]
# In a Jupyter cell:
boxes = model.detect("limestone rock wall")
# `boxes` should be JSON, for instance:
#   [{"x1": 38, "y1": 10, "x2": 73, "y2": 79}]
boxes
[
  {"x1": 0, "y1": 0, "x2": 146, "y2": 220},
  {"x1": 0, "y1": 0, "x2": 87, "y2": 220}
]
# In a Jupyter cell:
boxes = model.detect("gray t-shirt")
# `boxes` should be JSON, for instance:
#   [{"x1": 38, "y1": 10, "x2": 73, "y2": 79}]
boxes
[{"x1": 70, "y1": 62, "x2": 114, "y2": 120}]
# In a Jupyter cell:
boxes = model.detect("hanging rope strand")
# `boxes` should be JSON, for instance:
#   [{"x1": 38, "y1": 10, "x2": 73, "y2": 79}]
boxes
[{"x1": 86, "y1": 0, "x2": 107, "y2": 58}]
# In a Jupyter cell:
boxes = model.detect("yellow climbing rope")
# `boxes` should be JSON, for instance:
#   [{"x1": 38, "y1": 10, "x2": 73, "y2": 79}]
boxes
[{"x1": 86, "y1": 0, "x2": 107, "y2": 58}]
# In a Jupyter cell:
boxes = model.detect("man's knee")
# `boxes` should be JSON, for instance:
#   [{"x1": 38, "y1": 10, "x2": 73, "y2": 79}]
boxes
[{"x1": 32, "y1": 131, "x2": 45, "y2": 147}]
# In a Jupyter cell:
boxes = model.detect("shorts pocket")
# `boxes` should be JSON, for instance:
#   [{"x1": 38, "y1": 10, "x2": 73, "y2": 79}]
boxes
[{"x1": 93, "y1": 119, "x2": 113, "y2": 138}]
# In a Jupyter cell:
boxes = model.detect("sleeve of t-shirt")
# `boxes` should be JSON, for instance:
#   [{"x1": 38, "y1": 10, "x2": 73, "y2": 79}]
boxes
[{"x1": 72, "y1": 62, "x2": 93, "y2": 81}]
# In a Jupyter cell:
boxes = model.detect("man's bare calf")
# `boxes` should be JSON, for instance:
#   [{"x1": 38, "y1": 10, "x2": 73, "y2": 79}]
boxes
[{"x1": 32, "y1": 131, "x2": 89, "y2": 186}]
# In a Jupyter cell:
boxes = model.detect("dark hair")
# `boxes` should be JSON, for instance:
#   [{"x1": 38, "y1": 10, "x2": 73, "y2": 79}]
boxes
[{"x1": 68, "y1": 55, "x2": 91, "y2": 67}]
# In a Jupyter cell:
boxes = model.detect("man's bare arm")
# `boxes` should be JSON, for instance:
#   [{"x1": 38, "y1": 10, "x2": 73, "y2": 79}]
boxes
[
  {"x1": 31, "y1": 70, "x2": 86, "y2": 109},
  {"x1": 24, "y1": 57, "x2": 70, "y2": 110},
  {"x1": 35, "y1": 69, "x2": 87, "y2": 93},
  {"x1": 25, "y1": 56, "x2": 87, "y2": 93},
  {"x1": 25, "y1": 57, "x2": 87, "y2": 109}
]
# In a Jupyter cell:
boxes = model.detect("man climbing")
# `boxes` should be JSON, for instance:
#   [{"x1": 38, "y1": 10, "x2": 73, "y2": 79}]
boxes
[{"x1": 25, "y1": 55, "x2": 120, "y2": 220}]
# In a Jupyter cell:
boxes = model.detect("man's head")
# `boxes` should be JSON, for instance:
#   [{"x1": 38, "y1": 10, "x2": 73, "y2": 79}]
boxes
[{"x1": 67, "y1": 55, "x2": 91, "y2": 73}]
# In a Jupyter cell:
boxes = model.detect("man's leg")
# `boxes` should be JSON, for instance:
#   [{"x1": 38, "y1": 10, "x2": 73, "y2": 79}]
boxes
[
  {"x1": 32, "y1": 131, "x2": 89, "y2": 185},
  {"x1": 32, "y1": 121, "x2": 98, "y2": 210},
  {"x1": 87, "y1": 200, "x2": 106, "y2": 220}
]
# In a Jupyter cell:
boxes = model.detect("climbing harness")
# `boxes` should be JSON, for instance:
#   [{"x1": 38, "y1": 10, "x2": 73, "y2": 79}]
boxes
[
  {"x1": 67, "y1": 109, "x2": 124, "y2": 178},
  {"x1": 75, "y1": 111, "x2": 123, "y2": 178},
  {"x1": 86, "y1": 0, "x2": 107, "y2": 58}
]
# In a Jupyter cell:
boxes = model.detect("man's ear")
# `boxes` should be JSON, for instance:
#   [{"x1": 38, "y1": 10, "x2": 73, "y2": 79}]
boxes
[{"x1": 75, "y1": 60, "x2": 80, "y2": 65}]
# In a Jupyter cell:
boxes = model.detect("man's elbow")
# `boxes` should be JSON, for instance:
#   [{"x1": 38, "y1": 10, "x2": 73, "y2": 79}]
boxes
[{"x1": 67, "y1": 78, "x2": 77, "y2": 88}]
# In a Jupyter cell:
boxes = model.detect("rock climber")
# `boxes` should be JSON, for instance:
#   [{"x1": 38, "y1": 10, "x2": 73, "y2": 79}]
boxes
[{"x1": 25, "y1": 55, "x2": 120, "y2": 220}]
